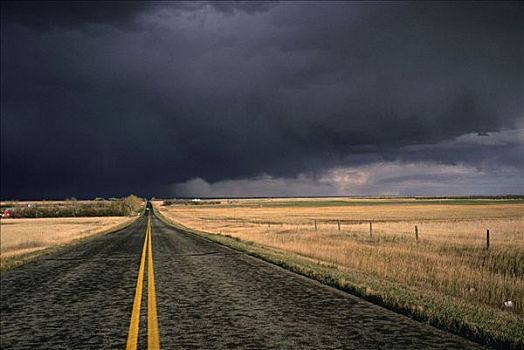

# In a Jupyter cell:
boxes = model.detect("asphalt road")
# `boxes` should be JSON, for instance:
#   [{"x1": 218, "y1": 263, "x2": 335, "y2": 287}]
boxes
[{"x1": 1, "y1": 210, "x2": 483, "y2": 349}]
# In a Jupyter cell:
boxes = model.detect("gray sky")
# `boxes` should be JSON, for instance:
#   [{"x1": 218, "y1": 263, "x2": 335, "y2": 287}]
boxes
[{"x1": 1, "y1": 1, "x2": 523, "y2": 198}]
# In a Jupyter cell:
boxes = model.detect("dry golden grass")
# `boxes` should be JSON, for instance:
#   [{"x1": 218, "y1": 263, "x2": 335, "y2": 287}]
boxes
[
  {"x1": 155, "y1": 199, "x2": 524, "y2": 314},
  {"x1": 0, "y1": 216, "x2": 135, "y2": 260}
]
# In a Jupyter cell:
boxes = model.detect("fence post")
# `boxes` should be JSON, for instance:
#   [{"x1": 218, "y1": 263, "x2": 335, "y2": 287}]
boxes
[
  {"x1": 314, "y1": 219, "x2": 317, "y2": 232},
  {"x1": 337, "y1": 220, "x2": 340, "y2": 232},
  {"x1": 369, "y1": 222, "x2": 373, "y2": 238},
  {"x1": 415, "y1": 225, "x2": 419, "y2": 241},
  {"x1": 486, "y1": 229, "x2": 490, "y2": 249}
]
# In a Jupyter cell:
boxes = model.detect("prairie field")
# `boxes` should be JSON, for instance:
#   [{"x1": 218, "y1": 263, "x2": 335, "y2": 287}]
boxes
[
  {"x1": 155, "y1": 198, "x2": 524, "y2": 345},
  {"x1": 0, "y1": 216, "x2": 136, "y2": 268}
]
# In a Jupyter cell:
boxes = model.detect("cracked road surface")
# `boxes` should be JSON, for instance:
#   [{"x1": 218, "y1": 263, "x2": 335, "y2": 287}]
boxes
[{"x1": 1, "y1": 211, "x2": 482, "y2": 349}]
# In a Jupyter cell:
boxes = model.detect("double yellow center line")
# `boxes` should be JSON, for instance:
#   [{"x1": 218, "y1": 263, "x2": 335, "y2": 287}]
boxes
[{"x1": 126, "y1": 214, "x2": 160, "y2": 349}]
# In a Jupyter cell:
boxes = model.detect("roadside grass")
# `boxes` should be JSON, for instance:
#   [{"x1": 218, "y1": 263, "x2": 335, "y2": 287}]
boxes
[
  {"x1": 0, "y1": 216, "x2": 139, "y2": 272},
  {"x1": 154, "y1": 201, "x2": 524, "y2": 349}
]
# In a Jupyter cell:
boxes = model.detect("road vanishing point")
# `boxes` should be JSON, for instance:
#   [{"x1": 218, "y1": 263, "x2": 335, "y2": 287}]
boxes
[{"x1": 1, "y1": 204, "x2": 483, "y2": 349}]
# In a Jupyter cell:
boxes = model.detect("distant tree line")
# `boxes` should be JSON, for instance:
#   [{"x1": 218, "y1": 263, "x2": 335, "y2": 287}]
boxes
[{"x1": 1, "y1": 195, "x2": 145, "y2": 218}]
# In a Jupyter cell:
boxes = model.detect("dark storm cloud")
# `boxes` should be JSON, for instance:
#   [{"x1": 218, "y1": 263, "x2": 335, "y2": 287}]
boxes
[
  {"x1": 0, "y1": 1, "x2": 156, "y2": 31},
  {"x1": 0, "y1": 1, "x2": 276, "y2": 31},
  {"x1": 1, "y1": 1, "x2": 523, "y2": 198},
  {"x1": 207, "y1": 1, "x2": 277, "y2": 14}
]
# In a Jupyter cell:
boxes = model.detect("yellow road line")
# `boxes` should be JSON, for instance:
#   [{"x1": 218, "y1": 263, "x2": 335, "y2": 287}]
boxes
[
  {"x1": 126, "y1": 219, "x2": 149, "y2": 350},
  {"x1": 147, "y1": 215, "x2": 160, "y2": 349},
  {"x1": 126, "y1": 214, "x2": 160, "y2": 349}
]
